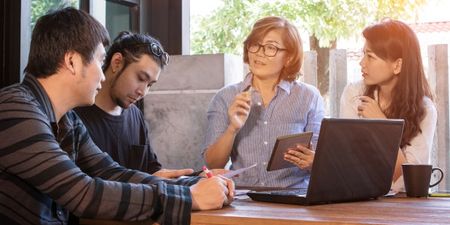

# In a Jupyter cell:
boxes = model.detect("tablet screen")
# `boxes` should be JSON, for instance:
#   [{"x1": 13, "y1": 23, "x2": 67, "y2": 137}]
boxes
[{"x1": 266, "y1": 132, "x2": 313, "y2": 171}]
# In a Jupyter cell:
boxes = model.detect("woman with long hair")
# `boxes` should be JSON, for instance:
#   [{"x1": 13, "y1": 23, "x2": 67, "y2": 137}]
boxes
[{"x1": 340, "y1": 19, "x2": 437, "y2": 191}]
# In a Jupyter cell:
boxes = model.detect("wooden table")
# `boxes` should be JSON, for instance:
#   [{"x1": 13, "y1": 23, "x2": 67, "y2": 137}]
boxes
[
  {"x1": 81, "y1": 195, "x2": 450, "y2": 225},
  {"x1": 191, "y1": 195, "x2": 450, "y2": 225}
]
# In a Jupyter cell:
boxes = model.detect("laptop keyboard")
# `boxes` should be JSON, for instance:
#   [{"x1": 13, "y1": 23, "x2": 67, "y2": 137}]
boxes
[{"x1": 270, "y1": 188, "x2": 307, "y2": 196}]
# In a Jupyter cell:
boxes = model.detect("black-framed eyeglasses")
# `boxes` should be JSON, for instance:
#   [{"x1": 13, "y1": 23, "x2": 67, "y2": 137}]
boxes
[{"x1": 247, "y1": 43, "x2": 286, "y2": 57}]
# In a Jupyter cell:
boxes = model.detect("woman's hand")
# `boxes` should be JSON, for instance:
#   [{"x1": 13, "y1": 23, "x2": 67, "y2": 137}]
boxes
[
  {"x1": 227, "y1": 91, "x2": 252, "y2": 132},
  {"x1": 357, "y1": 96, "x2": 387, "y2": 119},
  {"x1": 284, "y1": 144, "x2": 315, "y2": 171}
]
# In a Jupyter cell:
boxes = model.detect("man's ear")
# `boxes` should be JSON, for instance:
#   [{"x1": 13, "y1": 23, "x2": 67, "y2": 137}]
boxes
[
  {"x1": 393, "y1": 58, "x2": 402, "y2": 75},
  {"x1": 64, "y1": 51, "x2": 77, "y2": 74},
  {"x1": 111, "y1": 52, "x2": 124, "y2": 73}
]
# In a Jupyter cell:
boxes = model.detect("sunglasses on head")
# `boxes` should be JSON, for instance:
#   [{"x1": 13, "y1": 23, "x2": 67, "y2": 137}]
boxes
[
  {"x1": 131, "y1": 42, "x2": 169, "y2": 66},
  {"x1": 149, "y1": 43, "x2": 169, "y2": 66}
]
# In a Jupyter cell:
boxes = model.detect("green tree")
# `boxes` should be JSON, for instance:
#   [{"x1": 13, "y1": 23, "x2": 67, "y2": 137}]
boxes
[
  {"x1": 31, "y1": 0, "x2": 78, "y2": 29},
  {"x1": 191, "y1": 0, "x2": 257, "y2": 56},
  {"x1": 191, "y1": 0, "x2": 426, "y2": 95}
]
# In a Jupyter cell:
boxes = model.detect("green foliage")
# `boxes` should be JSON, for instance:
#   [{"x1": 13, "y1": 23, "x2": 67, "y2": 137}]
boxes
[
  {"x1": 191, "y1": 0, "x2": 257, "y2": 55},
  {"x1": 376, "y1": 0, "x2": 426, "y2": 20},
  {"x1": 31, "y1": 0, "x2": 78, "y2": 29},
  {"x1": 191, "y1": 0, "x2": 427, "y2": 54},
  {"x1": 296, "y1": 0, "x2": 374, "y2": 47}
]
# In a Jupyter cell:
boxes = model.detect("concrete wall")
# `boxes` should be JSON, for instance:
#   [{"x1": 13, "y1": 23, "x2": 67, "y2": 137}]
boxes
[{"x1": 143, "y1": 54, "x2": 244, "y2": 170}]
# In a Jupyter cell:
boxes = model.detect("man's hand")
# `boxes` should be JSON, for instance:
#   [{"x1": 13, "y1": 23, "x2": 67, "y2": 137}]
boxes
[
  {"x1": 153, "y1": 168, "x2": 194, "y2": 179},
  {"x1": 199, "y1": 168, "x2": 229, "y2": 178},
  {"x1": 190, "y1": 176, "x2": 235, "y2": 210}
]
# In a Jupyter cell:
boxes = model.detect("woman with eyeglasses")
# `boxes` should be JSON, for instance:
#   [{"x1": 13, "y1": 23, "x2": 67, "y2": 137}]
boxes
[{"x1": 202, "y1": 16, "x2": 325, "y2": 188}]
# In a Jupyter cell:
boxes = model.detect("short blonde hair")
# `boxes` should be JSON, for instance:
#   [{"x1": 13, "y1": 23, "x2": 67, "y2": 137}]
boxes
[{"x1": 243, "y1": 16, "x2": 303, "y2": 82}]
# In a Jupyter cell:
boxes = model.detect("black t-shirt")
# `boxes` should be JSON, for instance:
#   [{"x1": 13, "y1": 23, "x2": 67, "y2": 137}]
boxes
[{"x1": 75, "y1": 104, "x2": 161, "y2": 174}]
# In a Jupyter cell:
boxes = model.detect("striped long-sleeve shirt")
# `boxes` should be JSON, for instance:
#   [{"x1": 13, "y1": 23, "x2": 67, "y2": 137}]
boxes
[{"x1": 0, "y1": 75, "x2": 200, "y2": 225}]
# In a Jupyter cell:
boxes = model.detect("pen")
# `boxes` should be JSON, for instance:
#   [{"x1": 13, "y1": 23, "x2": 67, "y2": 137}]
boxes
[
  {"x1": 242, "y1": 86, "x2": 253, "y2": 108},
  {"x1": 202, "y1": 165, "x2": 214, "y2": 178},
  {"x1": 242, "y1": 85, "x2": 253, "y2": 94}
]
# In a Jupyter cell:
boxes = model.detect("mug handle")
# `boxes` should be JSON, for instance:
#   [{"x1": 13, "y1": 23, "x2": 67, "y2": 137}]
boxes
[{"x1": 430, "y1": 167, "x2": 444, "y2": 187}]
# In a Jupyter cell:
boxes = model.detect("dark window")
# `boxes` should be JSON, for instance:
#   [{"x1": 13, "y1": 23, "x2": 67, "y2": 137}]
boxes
[
  {"x1": 1, "y1": 0, "x2": 79, "y2": 88},
  {"x1": 106, "y1": 0, "x2": 139, "y2": 38}
]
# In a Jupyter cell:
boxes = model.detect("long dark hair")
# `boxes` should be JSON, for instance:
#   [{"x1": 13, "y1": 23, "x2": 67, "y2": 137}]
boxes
[{"x1": 362, "y1": 19, "x2": 433, "y2": 148}]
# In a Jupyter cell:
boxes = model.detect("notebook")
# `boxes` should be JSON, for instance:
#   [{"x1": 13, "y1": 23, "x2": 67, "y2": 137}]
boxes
[{"x1": 247, "y1": 118, "x2": 404, "y2": 205}]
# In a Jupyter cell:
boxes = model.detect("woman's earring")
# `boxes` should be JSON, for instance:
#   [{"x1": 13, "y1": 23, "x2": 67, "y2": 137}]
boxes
[{"x1": 286, "y1": 58, "x2": 291, "y2": 66}]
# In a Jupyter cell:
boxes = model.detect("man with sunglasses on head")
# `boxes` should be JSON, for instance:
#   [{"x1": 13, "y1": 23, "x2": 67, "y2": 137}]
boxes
[{"x1": 75, "y1": 31, "x2": 197, "y2": 179}]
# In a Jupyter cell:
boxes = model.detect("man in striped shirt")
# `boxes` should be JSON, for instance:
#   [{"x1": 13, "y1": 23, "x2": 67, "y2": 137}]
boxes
[{"x1": 0, "y1": 7, "x2": 234, "y2": 225}]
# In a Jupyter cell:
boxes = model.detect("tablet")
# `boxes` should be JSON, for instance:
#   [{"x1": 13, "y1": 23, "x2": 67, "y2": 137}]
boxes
[{"x1": 266, "y1": 132, "x2": 313, "y2": 171}]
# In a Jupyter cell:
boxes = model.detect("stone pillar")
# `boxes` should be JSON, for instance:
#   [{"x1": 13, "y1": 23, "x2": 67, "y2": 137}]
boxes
[
  {"x1": 303, "y1": 51, "x2": 318, "y2": 87},
  {"x1": 329, "y1": 49, "x2": 347, "y2": 117},
  {"x1": 428, "y1": 44, "x2": 449, "y2": 190},
  {"x1": 143, "y1": 54, "x2": 243, "y2": 170}
]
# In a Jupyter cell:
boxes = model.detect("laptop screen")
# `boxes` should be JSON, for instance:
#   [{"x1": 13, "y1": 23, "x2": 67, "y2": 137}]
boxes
[{"x1": 305, "y1": 118, "x2": 404, "y2": 204}]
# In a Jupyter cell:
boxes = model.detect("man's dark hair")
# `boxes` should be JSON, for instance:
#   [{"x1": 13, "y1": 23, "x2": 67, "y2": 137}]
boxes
[
  {"x1": 24, "y1": 7, "x2": 110, "y2": 78},
  {"x1": 103, "y1": 31, "x2": 169, "y2": 74}
]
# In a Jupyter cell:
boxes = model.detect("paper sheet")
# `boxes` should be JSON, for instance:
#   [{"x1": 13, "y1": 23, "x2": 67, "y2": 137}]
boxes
[{"x1": 222, "y1": 163, "x2": 257, "y2": 178}]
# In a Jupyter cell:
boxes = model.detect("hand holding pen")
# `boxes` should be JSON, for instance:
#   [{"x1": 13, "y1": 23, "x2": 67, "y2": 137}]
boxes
[
  {"x1": 202, "y1": 165, "x2": 214, "y2": 178},
  {"x1": 227, "y1": 86, "x2": 253, "y2": 133},
  {"x1": 190, "y1": 166, "x2": 235, "y2": 210}
]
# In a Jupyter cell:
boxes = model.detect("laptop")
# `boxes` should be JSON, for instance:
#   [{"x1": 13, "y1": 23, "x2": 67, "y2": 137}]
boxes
[{"x1": 247, "y1": 118, "x2": 404, "y2": 205}]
